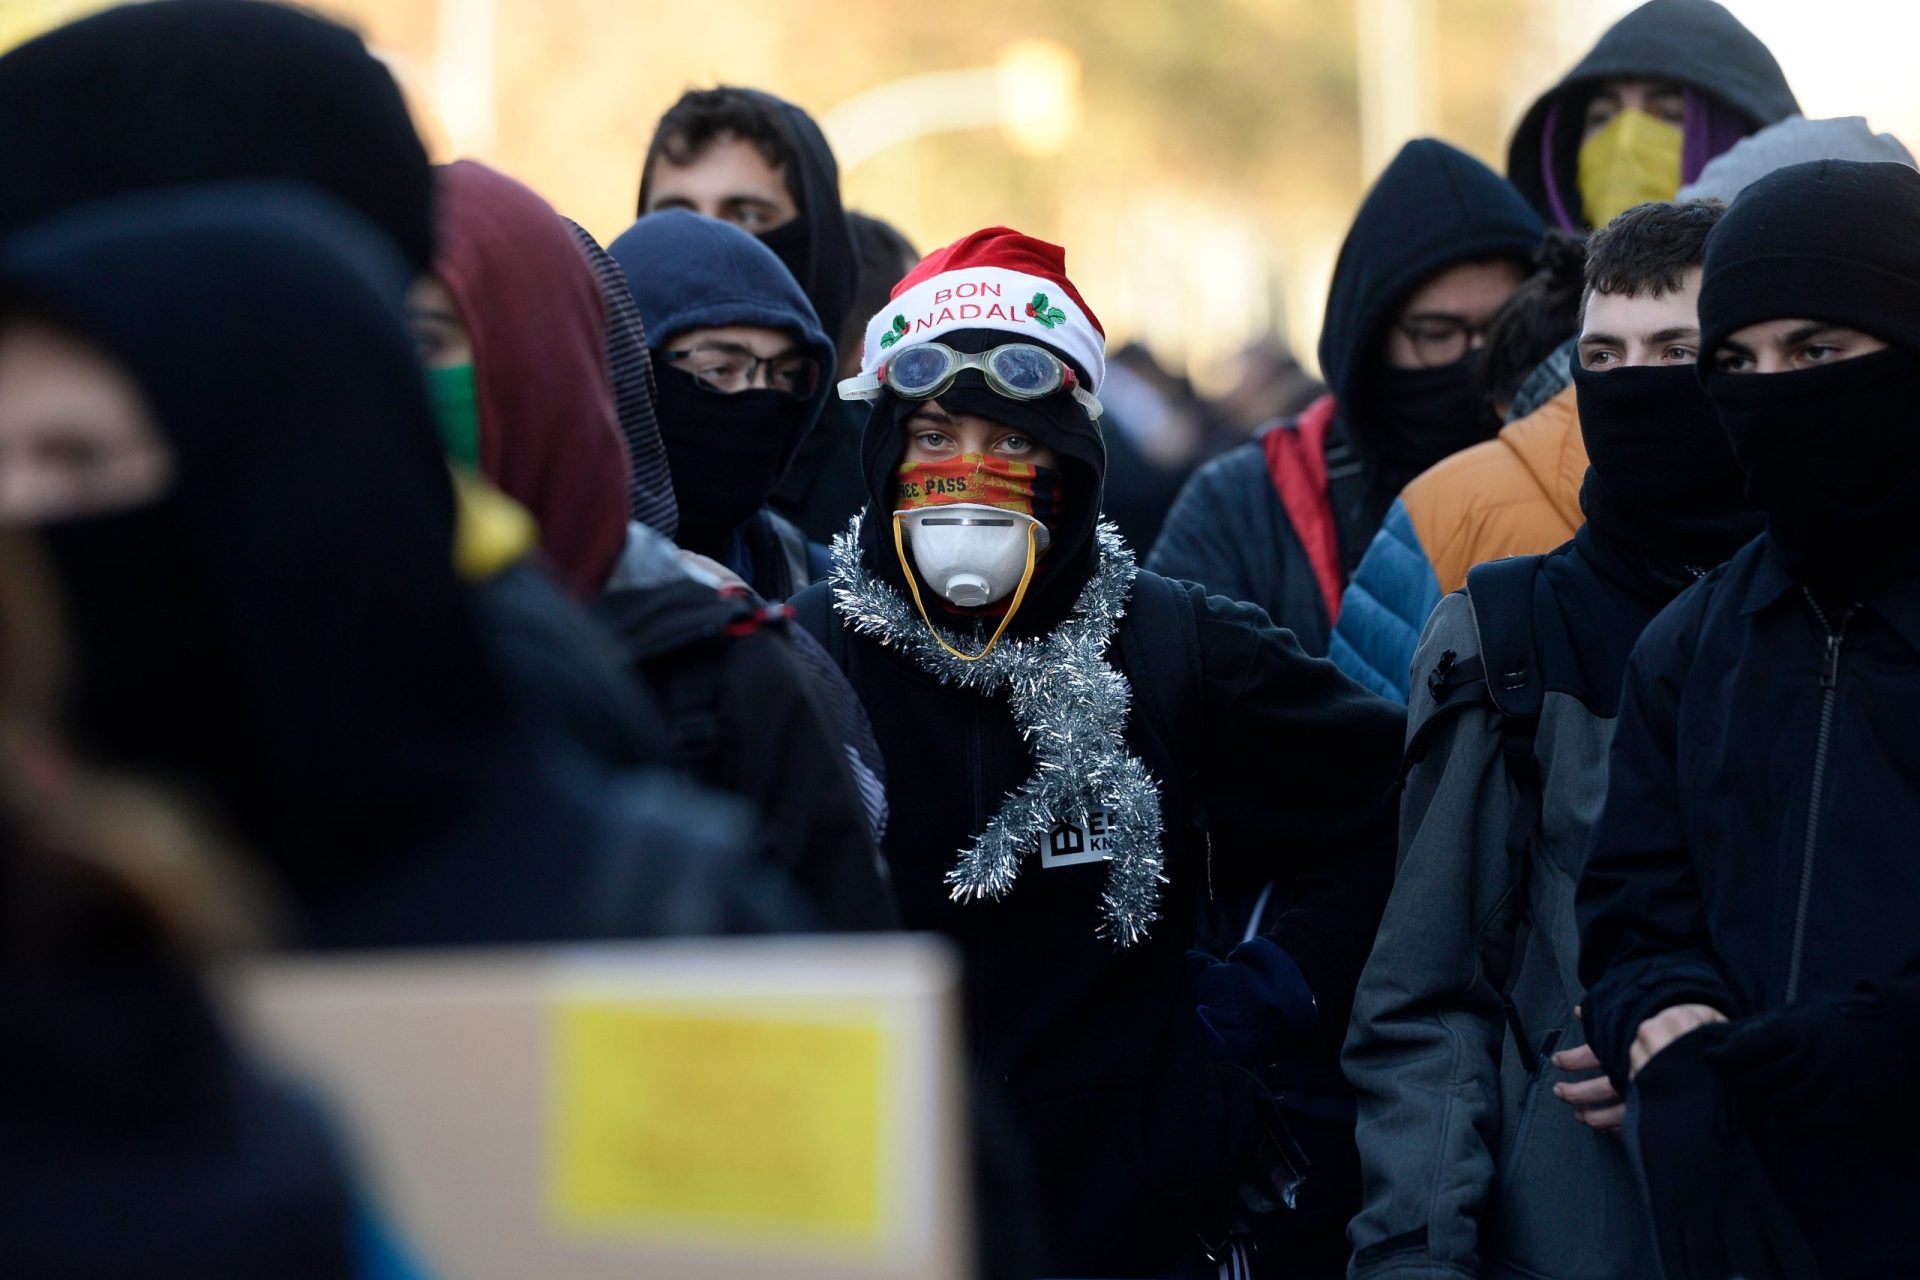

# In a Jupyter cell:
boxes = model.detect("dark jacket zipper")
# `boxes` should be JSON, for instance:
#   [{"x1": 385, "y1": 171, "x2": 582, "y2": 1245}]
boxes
[{"x1": 1787, "y1": 593, "x2": 1853, "y2": 1003}]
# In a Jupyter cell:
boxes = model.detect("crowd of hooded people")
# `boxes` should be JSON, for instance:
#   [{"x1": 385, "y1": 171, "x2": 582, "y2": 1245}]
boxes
[{"x1": 0, "y1": 0, "x2": 1916, "y2": 1276}]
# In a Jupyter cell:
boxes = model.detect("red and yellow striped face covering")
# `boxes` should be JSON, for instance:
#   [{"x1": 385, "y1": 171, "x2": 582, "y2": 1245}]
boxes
[{"x1": 894, "y1": 453, "x2": 1065, "y2": 522}]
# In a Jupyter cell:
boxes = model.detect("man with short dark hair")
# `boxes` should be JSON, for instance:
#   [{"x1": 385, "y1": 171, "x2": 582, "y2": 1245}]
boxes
[
  {"x1": 1344, "y1": 199, "x2": 1756, "y2": 1279},
  {"x1": 1578, "y1": 159, "x2": 1920, "y2": 1279},
  {"x1": 639, "y1": 88, "x2": 866, "y2": 541}
]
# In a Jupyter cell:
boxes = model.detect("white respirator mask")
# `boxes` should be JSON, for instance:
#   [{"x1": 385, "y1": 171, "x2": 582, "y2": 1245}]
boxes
[{"x1": 891, "y1": 503, "x2": 1051, "y2": 660}]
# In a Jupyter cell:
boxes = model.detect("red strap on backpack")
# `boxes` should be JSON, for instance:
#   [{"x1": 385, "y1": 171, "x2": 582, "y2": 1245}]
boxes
[{"x1": 1261, "y1": 394, "x2": 1343, "y2": 623}]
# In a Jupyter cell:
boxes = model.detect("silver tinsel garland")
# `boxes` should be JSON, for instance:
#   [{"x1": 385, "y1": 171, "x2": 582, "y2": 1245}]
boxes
[{"x1": 828, "y1": 515, "x2": 1166, "y2": 944}]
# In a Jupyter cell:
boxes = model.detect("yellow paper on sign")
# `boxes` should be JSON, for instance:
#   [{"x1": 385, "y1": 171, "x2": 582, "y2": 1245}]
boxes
[{"x1": 547, "y1": 997, "x2": 892, "y2": 1250}]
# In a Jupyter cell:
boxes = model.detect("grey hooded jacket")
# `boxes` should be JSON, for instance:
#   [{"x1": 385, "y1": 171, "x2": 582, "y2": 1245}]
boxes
[{"x1": 1342, "y1": 583, "x2": 1658, "y2": 1279}]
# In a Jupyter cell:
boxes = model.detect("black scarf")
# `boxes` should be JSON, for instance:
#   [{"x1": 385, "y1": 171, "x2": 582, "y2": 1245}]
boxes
[
  {"x1": 651, "y1": 359, "x2": 814, "y2": 554},
  {"x1": 1572, "y1": 361, "x2": 1763, "y2": 574},
  {"x1": 1352, "y1": 353, "x2": 1497, "y2": 498},
  {"x1": 1707, "y1": 346, "x2": 1920, "y2": 597}
]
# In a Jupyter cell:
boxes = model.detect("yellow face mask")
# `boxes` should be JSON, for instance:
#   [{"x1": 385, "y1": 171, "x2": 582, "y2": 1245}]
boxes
[{"x1": 1577, "y1": 109, "x2": 1684, "y2": 228}]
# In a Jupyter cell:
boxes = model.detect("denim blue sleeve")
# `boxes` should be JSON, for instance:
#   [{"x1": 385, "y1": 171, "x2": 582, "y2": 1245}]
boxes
[{"x1": 1326, "y1": 500, "x2": 1441, "y2": 704}]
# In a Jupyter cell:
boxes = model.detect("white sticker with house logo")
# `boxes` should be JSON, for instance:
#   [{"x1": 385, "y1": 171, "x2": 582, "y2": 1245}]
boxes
[{"x1": 1033, "y1": 807, "x2": 1118, "y2": 869}]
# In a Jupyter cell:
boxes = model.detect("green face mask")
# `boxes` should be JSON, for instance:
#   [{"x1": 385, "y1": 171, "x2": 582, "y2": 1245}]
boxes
[
  {"x1": 1577, "y1": 109, "x2": 1684, "y2": 228},
  {"x1": 427, "y1": 362, "x2": 481, "y2": 468}
]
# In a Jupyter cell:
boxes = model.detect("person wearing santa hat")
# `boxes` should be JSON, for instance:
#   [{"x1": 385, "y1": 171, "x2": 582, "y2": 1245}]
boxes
[{"x1": 792, "y1": 228, "x2": 1404, "y2": 1277}]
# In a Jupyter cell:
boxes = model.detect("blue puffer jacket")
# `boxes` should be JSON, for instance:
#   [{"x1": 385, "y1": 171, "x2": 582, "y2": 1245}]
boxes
[{"x1": 1324, "y1": 500, "x2": 1433, "y2": 697}]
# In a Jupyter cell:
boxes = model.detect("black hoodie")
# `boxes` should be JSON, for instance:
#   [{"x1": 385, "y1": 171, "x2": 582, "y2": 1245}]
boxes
[
  {"x1": 640, "y1": 88, "x2": 868, "y2": 543},
  {"x1": 6, "y1": 183, "x2": 804, "y2": 946},
  {"x1": 1149, "y1": 140, "x2": 1541, "y2": 641},
  {"x1": 1506, "y1": 0, "x2": 1799, "y2": 232},
  {"x1": 793, "y1": 327, "x2": 1403, "y2": 1275}
]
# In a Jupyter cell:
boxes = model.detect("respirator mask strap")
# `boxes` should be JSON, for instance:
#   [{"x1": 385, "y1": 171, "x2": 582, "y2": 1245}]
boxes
[{"x1": 892, "y1": 511, "x2": 1039, "y2": 663}]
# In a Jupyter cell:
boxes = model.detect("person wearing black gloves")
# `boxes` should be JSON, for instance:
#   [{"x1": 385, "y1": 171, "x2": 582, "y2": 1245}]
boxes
[
  {"x1": 609, "y1": 209, "x2": 832, "y2": 599},
  {"x1": 792, "y1": 228, "x2": 1402, "y2": 1278},
  {"x1": 639, "y1": 87, "x2": 867, "y2": 542},
  {"x1": 1577, "y1": 159, "x2": 1920, "y2": 1279}
]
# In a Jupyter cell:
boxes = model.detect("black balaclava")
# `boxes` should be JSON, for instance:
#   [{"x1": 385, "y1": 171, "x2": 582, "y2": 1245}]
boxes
[
  {"x1": 1697, "y1": 159, "x2": 1920, "y2": 596},
  {"x1": 651, "y1": 360, "x2": 817, "y2": 552},
  {"x1": 0, "y1": 0, "x2": 434, "y2": 270},
  {"x1": 1318, "y1": 139, "x2": 1544, "y2": 523},
  {"x1": 2, "y1": 183, "x2": 507, "y2": 892},
  {"x1": 858, "y1": 330, "x2": 1106, "y2": 641},
  {"x1": 1571, "y1": 361, "x2": 1762, "y2": 571}
]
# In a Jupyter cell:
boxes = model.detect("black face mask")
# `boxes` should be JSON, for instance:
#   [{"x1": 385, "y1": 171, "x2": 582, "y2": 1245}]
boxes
[
  {"x1": 755, "y1": 216, "x2": 813, "y2": 300},
  {"x1": 1356, "y1": 353, "x2": 1496, "y2": 492},
  {"x1": 1707, "y1": 346, "x2": 1920, "y2": 596},
  {"x1": 1572, "y1": 361, "x2": 1763, "y2": 569},
  {"x1": 38, "y1": 502, "x2": 272, "y2": 828},
  {"x1": 650, "y1": 357, "x2": 815, "y2": 551}
]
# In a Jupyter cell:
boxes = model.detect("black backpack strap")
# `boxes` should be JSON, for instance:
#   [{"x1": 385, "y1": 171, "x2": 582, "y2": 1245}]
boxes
[{"x1": 1462, "y1": 556, "x2": 1551, "y2": 1069}]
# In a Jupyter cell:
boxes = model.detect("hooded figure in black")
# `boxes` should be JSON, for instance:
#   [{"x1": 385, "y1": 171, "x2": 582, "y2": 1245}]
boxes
[
  {"x1": 1, "y1": 182, "x2": 804, "y2": 947},
  {"x1": 610, "y1": 209, "x2": 833, "y2": 599},
  {"x1": 791, "y1": 228, "x2": 1403, "y2": 1278},
  {"x1": 1578, "y1": 162, "x2": 1920, "y2": 1279},
  {"x1": 1150, "y1": 138, "x2": 1543, "y2": 653},
  {"x1": 1507, "y1": 0, "x2": 1798, "y2": 234},
  {"x1": 638, "y1": 86, "x2": 867, "y2": 543}
]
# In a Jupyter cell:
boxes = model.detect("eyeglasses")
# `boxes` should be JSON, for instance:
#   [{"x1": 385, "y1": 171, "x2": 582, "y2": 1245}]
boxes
[
  {"x1": 839, "y1": 342, "x2": 1104, "y2": 419},
  {"x1": 1394, "y1": 315, "x2": 1494, "y2": 368},
  {"x1": 664, "y1": 342, "x2": 819, "y2": 398}
]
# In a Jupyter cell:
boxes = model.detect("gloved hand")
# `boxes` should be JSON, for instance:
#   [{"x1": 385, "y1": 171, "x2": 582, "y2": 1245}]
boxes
[
  {"x1": 1188, "y1": 937, "x2": 1317, "y2": 1069},
  {"x1": 1708, "y1": 988, "x2": 1906, "y2": 1131}
]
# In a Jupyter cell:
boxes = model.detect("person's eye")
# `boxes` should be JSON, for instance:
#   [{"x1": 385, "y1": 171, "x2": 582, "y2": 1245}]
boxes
[
  {"x1": 914, "y1": 430, "x2": 951, "y2": 451},
  {"x1": 1585, "y1": 104, "x2": 1618, "y2": 130},
  {"x1": 1715, "y1": 352, "x2": 1751, "y2": 373},
  {"x1": 1801, "y1": 345, "x2": 1838, "y2": 363},
  {"x1": 731, "y1": 207, "x2": 769, "y2": 232},
  {"x1": 997, "y1": 435, "x2": 1034, "y2": 455},
  {"x1": 1585, "y1": 350, "x2": 1615, "y2": 368},
  {"x1": 1665, "y1": 346, "x2": 1696, "y2": 363}
]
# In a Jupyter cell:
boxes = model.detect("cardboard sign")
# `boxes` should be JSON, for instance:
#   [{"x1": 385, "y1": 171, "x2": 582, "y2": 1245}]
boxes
[{"x1": 224, "y1": 937, "x2": 970, "y2": 1280}]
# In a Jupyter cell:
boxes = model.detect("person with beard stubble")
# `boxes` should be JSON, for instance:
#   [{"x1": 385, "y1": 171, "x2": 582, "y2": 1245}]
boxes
[
  {"x1": 638, "y1": 87, "x2": 868, "y2": 544},
  {"x1": 1577, "y1": 160, "x2": 1920, "y2": 1279},
  {"x1": 1345, "y1": 200, "x2": 1753, "y2": 1280},
  {"x1": 1149, "y1": 139, "x2": 1541, "y2": 659}
]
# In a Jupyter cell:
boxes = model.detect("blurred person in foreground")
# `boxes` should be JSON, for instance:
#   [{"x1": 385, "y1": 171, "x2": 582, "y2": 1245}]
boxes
[
  {"x1": 1577, "y1": 159, "x2": 1920, "y2": 1280},
  {"x1": 1149, "y1": 139, "x2": 1540, "y2": 656},
  {"x1": 0, "y1": 0, "x2": 686, "y2": 777},
  {"x1": 639, "y1": 86, "x2": 866, "y2": 542},
  {"x1": 0, "y1": 529, "x2": 417, "y2": 1279},
  {"x1": 1345, "y1": 200, "x2": 1755, "y2": 1280},
  {"x1": 422, "y1": 164, "x2": 891, "y2": 930},
  {"x1": 793, "y1": 227, "x2": 1403, "y2": 1277},
  {"x1": 1332, "y1": 117, "x2": 1915, "y2": 704},
  {"x1": 0, "y1": 181, "x2": 799, "y2": 947},
  {"x1": 1326, "y1": 0, "x2": 1800, "y2": 700}
]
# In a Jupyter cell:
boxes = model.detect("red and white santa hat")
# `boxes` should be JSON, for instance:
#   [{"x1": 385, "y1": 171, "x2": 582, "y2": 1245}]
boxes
[{"x1": 846, "y1": 226, "x2": 1106, "y2": 396}]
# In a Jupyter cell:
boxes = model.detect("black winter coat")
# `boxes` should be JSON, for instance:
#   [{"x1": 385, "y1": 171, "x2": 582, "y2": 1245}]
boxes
[
  {"x1": 795, "y1": 572, "x2": 1401, "y2": 1276},
  {"x1": 1578, "y1": 539, "x2": 1920, "y2": 1277}
]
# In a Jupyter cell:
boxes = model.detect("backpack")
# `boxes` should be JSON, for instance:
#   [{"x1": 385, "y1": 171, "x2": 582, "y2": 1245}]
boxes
[
  {"x1": 595, "y1": 578, "x2": 794, "y2": 784},
  {"x1": 1407, "y1": 553, "x2": 1550, "y2": 1069}
]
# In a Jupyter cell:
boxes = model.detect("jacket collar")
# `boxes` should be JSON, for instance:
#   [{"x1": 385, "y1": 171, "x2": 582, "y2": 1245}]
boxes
[{"x1": 1740, "y1": 535, "x2": 1920, "y2": 654}]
